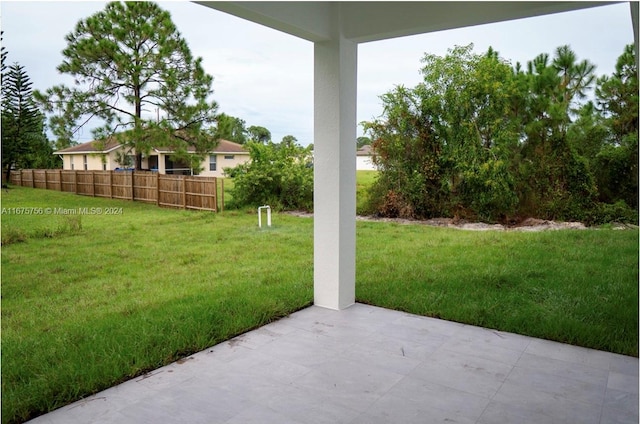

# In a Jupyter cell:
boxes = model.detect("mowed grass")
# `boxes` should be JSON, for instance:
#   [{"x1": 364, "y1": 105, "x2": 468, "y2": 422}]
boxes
[
  {"x1": 1, "y1": 187, "x2": 313, "y2": 424},
  {"x1": 2, "y1": 184, "x2": 638, "y2": 423},
  {"x1": 357, "y1": 221, "x2": 638, "y2": 356}
]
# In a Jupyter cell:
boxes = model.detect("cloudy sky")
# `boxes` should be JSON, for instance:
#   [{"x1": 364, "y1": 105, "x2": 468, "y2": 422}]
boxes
[{"x1": 1, "y1": 1, "x2": 635, "y2": 146}]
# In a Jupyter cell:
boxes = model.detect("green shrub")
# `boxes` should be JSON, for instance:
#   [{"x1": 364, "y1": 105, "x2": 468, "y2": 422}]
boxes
[
  {"x1": 585, "y1": 200, "x2": 639, "y2": 226},
  {"x1": 456, "y1": 159, "x2": 518, "y2": 223},
  {"x1": 225, "y1": 142, "x2": 313, "y2": 211}
]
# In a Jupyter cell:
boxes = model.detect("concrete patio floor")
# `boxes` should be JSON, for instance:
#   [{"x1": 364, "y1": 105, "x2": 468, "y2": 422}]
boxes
[{"x1": 28, "y1": 303, "x2": 638, "y2": 424}]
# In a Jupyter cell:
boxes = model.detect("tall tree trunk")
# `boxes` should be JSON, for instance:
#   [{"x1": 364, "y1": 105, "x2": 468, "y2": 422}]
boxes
[
  {"x1": 134, "y1": 83, "x2": 142, "y2": 170},
  {"x1": 135, "y1": 153, "x2": 143, "y2": 171},
  {"x1": 5, "y1": 164, "x2": 12, "y2": 184}
]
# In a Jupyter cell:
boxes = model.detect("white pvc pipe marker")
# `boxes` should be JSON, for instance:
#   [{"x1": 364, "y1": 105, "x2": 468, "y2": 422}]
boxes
[{"x1": 258, "y1": 205, "x2": 271, "y2": 228}]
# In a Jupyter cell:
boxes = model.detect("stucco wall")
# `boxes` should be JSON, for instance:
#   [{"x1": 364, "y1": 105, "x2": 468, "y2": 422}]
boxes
[
  {"x1": 356, "y1": 155, "x2": 376, "y2": 171},
  {"x1": 60, "y1": 150, "x2": 249, "y2": 176},
  {"x1": 198, "y1": 154, "x2": 250, "y2": 177},
  {"x1": 65, "y1": 154, "x2": 106, "y2": 171},
  {"x1": 61, "y1": 151, "x2": 129, "y2": 171}
]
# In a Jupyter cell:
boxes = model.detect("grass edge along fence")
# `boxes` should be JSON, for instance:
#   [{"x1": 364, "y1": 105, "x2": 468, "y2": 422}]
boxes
[{"x1": 9, "y1": 169, "x2": 224, "y2": 212}]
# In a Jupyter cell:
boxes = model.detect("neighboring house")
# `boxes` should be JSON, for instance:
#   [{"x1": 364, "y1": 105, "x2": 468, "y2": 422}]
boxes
[
  {"x1": 54, "y1": 138, "x2": 250, "y2": 177},
  {"x1": 356, "y1": 145, "x2": 377, "y2": 171},
  {"x1": 55, "y1": 138, "x2": 123, "y2": 172}
]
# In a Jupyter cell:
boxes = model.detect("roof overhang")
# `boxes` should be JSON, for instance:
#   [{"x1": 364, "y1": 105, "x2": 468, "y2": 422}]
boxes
[
  {"x1": 54, "y1": 144, "x2": 123, "y2": 155},
  {"x1": 196, "y1": 1, "x2": 618, "y2": 43},
  {"x1": 151, "y1": 149, "x2": 249, "y2": 154}
]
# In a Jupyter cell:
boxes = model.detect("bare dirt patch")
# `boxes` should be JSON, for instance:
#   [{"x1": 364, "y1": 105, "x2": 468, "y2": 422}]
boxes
[{"x1": 285, "y1": 211, "x2": 592, "y2": 232}]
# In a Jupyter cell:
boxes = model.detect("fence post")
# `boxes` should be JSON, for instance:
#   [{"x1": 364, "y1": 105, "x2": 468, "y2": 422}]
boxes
[
  {"x1": 58, "y1": 169, "x2": 62, "y2": 191},
  {"x1": 131, "y1": 170, "x2": 135, "y2": 201},
  {"x1": 30, "y1": 169, "x2": 34, "y2": 188},
  {"x1": 156, "y1": 173, "x2": 160, "y2": 206},
  {"x1": 182, "y1": 176, "x2": 186, "y2": 209},
  {"x1": 109, "y1": 171, "x2": 113, "y2": 198},
  {"x1": 213, "y1": 177, "x2": 218, "y2": 213},
  {"x1": 74, "y1": 171, "x2": 78, "y2": 194},
  {"x1": 220, "y1": 178, "x2": 224, "y2": 212},
  {"x1": 44, "y1": 170, "x2": 49, "y2": 190}
]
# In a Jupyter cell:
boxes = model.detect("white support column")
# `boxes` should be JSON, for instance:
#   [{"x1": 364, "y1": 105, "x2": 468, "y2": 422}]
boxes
[{"x1": 313, "y1": 31, "x2": 357, "y2": 310}]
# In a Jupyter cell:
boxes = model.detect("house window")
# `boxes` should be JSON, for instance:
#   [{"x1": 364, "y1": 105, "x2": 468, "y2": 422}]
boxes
[
  {"x1": 224, "y1": 155, "x2": 234, "y2": 160},
  {"x1": 209, "y1": 155, "x2": 217, "y2": 171},
  {"x1": 83, "y1": 155, "x2": 88, "y2": 170}
]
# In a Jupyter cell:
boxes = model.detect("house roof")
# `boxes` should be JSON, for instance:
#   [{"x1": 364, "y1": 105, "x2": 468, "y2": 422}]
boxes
[
  {"x1": 54, "y1": 138, "x2": 122, "y2": 155},
  {"x1": 152, "y1": 139, "x2": 248, "y2": 154},
  {"x1": 215, "y1": 139, "x2": 249, "y2": 154},
  {"x1": 357, "y1": 145, "x2": 373, "y2": 156},
  {"x1": 55, "y1": 138, "x2": 248, "y2": 155}
]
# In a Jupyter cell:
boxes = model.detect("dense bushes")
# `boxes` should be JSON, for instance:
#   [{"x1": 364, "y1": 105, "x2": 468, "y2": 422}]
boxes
[
  {"x1": 225, "y1": 141, "x2": 313, "y2": 211},
  {"x1": 363, "y1": 44, "x2": 638, "y2": 224}
]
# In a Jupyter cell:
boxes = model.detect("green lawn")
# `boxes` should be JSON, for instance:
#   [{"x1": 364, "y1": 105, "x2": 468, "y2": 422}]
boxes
[
  {"x1": 357, "y1": 221, "x2": 638, "y2": 356},
  {"x1": 356, "y1": 170, "x2": 378, "y2": 214},
  {"x1": 1, "y1": 185, "x2": 638, "y2": 423},
  {"x1": 1, "y1": 187, "x2": 313, "y2": 423}
]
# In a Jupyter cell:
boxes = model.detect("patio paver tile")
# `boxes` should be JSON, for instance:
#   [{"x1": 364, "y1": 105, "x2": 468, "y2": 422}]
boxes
[
  {"x1": 492, "y1": 379, "x2": 603, "y2": 424},
  {"x1": 601, "y1": 388, "x2": 640, "y2": 424},
  {"x1": 515, "y1": 352, "x2": 610, "y2": 386},
  {"x1": 383, "y1": 376, "x2": 492, "y2": 419},
  {"x1": 410, "y1": 347, "x2": 514, "y2": 398},
  {"x1": 350, "y1": 393, "x2": 478, "y2": 424},
  {"x1": 525, "y1": 338, "x2": 614, "y2": 370},
  {"x1": 607, "y1": 370, "x2": 639, "y2": 394},
  {"x1": 477, "y1": 400, "x2": 555, "y2": 424}
]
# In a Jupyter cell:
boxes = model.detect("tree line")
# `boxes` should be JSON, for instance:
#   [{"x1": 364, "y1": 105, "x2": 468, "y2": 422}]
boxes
[{"x1": 362, "y1": 44, "x2": 638, "y2": 224}]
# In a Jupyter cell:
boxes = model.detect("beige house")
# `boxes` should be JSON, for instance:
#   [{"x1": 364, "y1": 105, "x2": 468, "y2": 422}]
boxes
[
  {"x1": 356, "y1": 145, "x2": 376, "y2": 171},
  {"x1": 54, "y1": 138, "x2": 250, "y2": 177}
]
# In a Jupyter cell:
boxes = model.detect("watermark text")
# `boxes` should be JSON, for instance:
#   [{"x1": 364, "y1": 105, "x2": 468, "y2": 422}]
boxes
[{"x1": 1, "y1": 207, "x2": 124, "y2": 215}]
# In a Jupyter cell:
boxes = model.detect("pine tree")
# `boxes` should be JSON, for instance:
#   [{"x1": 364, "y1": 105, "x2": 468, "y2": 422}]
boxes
[
  {"x1": 1, "y1": 31, "x2": 7, "y2": 76},
  {"x1": 1, "y1": 62, "x2": 49, "y2": 181},
  {"x1": 35, "y1": 1, "x2": 219, "y2": 169},
  {"x1": 216, "y1": 113, "x2": 248, "y2": 144},
  {"x1": 594, "y1": 44, "x2": 638, "y2": 208}
]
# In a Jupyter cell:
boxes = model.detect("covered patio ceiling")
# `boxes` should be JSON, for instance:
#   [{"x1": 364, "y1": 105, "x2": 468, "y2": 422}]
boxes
[
  {"x1": 197, "y1": 2, "x2": 620, "y2": 43},
  {"x1": 196, "y1": 1, "x2": 638, "y2": 311}
]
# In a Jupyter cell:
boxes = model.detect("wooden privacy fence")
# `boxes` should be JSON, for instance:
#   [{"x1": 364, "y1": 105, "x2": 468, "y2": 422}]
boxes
[{"x1": 10, "y1": 169, "x2": 223, "y2": 212}]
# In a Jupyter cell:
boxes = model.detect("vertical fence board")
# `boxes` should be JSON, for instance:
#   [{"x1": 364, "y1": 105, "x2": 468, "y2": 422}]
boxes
[
  {"x1": 214, "y1": 178, "x2": 219, "y2": 213},
  {"x1": 181, "y1": 176, "x2": 186, "y2": 209}
]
